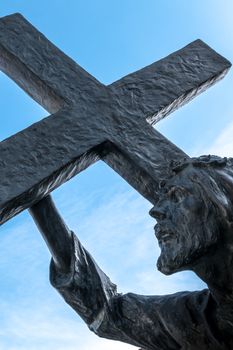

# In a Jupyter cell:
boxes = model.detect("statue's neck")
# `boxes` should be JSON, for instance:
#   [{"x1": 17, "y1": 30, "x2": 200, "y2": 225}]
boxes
[{"x1": 193, "y1": 243, "x2": 233, "y2": 304}]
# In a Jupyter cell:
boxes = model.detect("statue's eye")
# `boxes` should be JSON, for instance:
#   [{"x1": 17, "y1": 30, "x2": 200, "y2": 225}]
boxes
[{"x1": 167, "y1": 186, "x2": 186, "y2": 202}]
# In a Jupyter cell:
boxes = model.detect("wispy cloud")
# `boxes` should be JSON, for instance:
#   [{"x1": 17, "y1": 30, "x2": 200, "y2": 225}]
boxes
[
  {"x1": 0, "y1": 300, "x2": 136, "y2": 350},
  {"x1": 203, "y1": 120, "x2": 233, "y2": 157}
]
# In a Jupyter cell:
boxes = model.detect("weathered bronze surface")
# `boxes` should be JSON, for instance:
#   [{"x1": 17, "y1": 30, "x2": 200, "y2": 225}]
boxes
[
  {"x1": 0, "y1": 14, "x2": 230, "y2": 224},
  {"x1": 1, "y1": 13, "x2": 233, "y2": 350}
]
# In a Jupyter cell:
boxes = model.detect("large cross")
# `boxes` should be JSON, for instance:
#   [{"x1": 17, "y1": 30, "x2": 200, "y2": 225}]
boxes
[{"x1": 0, "y1": 13, "x2": 231, "y2": 225}]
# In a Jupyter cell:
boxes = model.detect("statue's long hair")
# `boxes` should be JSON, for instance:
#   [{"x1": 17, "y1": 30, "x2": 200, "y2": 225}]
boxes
[{"x1": 171, "y1": 155, "x2": 233, "y2": 226}]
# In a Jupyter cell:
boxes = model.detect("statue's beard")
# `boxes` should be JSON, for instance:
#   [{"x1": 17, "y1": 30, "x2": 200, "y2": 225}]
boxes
[
  {"x1": 157, "y1": 239, "x2": 189, "y2": 275},
  {"x1": 155, "y1": 208, "x2": 220, "y2": 276},
  {"x1": 157, "y1": 232, "x2": 219, "y2": 276},
  {"x1": 155, "y1": 226, "x2": 192, "y2": 275}
]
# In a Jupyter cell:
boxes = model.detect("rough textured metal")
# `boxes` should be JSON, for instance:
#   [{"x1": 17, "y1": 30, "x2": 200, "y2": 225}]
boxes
[
  {"x1": 2, "y1": 12, "x2": 233, "y2": 350},
  {"x1": 0, "y1": 13, "x2": 231, "y2": 225}
]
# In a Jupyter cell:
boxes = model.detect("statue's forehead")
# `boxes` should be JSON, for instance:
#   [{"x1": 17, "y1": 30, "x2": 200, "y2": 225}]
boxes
[{"x1": 158, "y1": 170, "x2": 196, "y2": 193}]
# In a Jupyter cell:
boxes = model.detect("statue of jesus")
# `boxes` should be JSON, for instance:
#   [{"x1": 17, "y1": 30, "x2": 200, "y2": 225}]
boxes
[{"x1": 30, "y1": 155, "x2": 233, "y2": 350}]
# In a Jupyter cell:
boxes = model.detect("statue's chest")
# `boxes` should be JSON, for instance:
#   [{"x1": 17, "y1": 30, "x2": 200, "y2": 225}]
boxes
[{"x1": 215, "y1": 306, "x2": 233, "y2": 348}]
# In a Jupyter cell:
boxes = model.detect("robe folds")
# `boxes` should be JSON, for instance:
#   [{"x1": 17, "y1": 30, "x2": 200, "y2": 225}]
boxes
[{"x1": 50, "y1": 232, "x2": 232, "y2": 350}]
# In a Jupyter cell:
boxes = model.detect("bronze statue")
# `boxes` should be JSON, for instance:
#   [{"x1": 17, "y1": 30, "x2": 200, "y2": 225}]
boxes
[
  {"x1": 30, "y1": 155, "x2": 233, "y2": 350},
  {"x1": 1, "y1": 14, "x2": 232, "y2": 349}
]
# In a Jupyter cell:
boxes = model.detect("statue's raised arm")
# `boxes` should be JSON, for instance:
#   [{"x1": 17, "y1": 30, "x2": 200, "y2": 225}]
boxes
[
  {"x1": 30, "y1": 155, "x2": 233, "y2": 350},
  {"x1": 30, "y1": 196, "x2": 186, "y2": 349}
]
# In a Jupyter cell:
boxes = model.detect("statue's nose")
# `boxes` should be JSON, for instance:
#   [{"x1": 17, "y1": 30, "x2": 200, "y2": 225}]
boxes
[{"x1": 149, "y1": 206, "x2": 166, "y2": 220}]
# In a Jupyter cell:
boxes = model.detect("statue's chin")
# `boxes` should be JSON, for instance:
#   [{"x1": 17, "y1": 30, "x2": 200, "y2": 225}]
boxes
[
  {"x1": 157, "y1": 256, "x2": 175, "y2": 275},
  {"x1": 157, "y1": 253, "x2": 184, "y2": 276}
]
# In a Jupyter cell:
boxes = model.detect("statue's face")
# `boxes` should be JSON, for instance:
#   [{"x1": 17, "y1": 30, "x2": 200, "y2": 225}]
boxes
[{"x1": 150, "y1": 169, "x2": 220, "y2": 275}]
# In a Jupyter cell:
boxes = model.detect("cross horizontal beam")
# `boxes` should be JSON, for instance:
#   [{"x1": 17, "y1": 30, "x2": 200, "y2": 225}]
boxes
[
  {"x1": 0, "y1": 13, "x2": 231, "y2": 225},
  {"x1": 0, "y1": 13, "x2": 102, "y2": 113},
  {"x1": 0, "y1": 14, "x2": 230, "y2": 120},
  {"x1": 110, "y1": 39, "x2": 231, "y2": 124}
]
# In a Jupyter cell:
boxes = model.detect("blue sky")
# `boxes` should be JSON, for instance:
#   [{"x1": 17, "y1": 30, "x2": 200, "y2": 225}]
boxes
[{"x1": 0, "y1": 1, "x2": 233, "y2": 349}]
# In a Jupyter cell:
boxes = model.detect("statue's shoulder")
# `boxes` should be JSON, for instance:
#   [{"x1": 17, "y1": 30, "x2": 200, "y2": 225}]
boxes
[
  {"x1": 109, "y1": 289, "x2": 219, "y2": 349},
  {"x1": 159, "y1": 288, "x2": 210, "y2": 307},
  {"x1": 112, "y1": 289, "x2": 210, "y2": 324}
]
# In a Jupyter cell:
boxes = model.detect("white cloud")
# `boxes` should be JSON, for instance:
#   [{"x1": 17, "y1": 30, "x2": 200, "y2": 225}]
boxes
[
  {"x1": 204, "y1": 120, "x2": 233, "y2": 157},
  {"x1": 134, "y1": 269, "x2": 205, "y2": 296},
  {"x1": 189, "y1": 118, "x2": 233, "y2": 158},
  {"x1": 0, "y1": 301, "x2": 136, "y2": 350}
]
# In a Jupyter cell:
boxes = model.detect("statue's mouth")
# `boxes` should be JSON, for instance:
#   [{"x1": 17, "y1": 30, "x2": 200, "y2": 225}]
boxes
[{"x1": 154, "y1": 225, "x2": 175, "y2": 245}]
